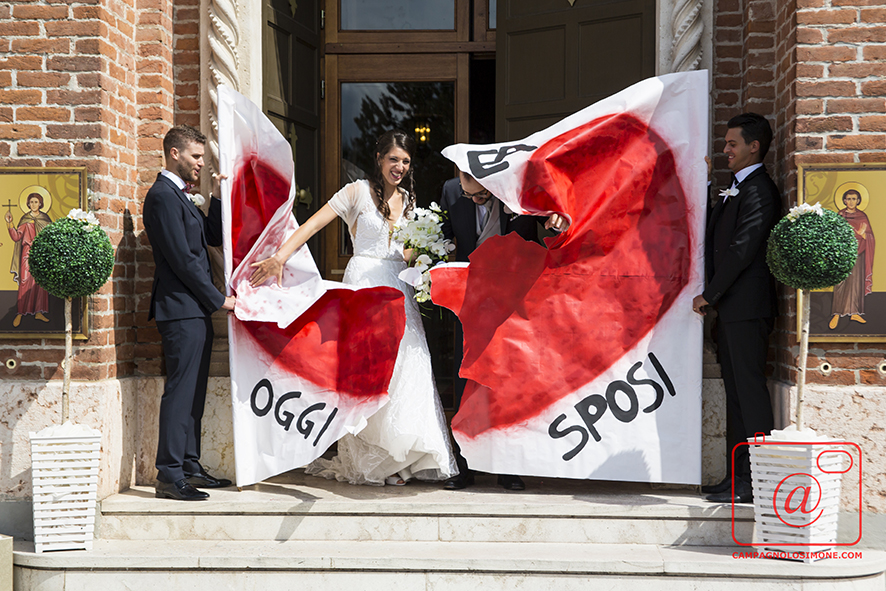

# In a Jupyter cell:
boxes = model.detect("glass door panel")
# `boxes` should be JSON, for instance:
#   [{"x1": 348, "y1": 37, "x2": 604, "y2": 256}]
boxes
[
  {"x1": 338, "y1": 81, "x2": 455, "y2": 254},
  {"x1": 340, "y1": 82, "x2": 455, "y2": 208},
  {"x1": 340, "y1": 0, "x2": 455, "y2": 30},
  {"x1": 326, "y1": 0, "x2": 468, "y2": 44}
]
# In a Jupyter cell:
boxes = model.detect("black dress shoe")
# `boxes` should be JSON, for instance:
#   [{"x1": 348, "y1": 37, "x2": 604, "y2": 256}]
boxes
[
  {"x1": 443, "y1": 472, "x2": 475, "y2": 490},
  {"x1": 156, "y1": 478, "x2": 210, "y2": 501},
  {"x1": 185, "y1": 468, "x2": 232, "y2": 489},
  {"x1": 497, "y1": 475, "x2": 525, "y2": 491},
  {"x1": 701, "y1": 476, "x2": 732, "y2": 495},
  {"x1": 705, "y1": 481, "x2": 753, "y2": 504}
]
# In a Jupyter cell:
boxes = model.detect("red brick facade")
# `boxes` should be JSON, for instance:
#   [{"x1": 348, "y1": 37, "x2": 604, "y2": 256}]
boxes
[
  {"x1": 0, "y1": 0, "x2": 187, "y2": 381},
  {"x1": 1, "y1": 0, "x2": 884, "y2": 388},
  {"x1": 712, "y1": 0, "x2": 886, "y2": 386},
  {"x1": 133, "y1": 0, "x2": 176, "y2": 377},
  {"x1": 790, "y1": 0, "x2": 886, "y2": 386},
  {"x1": 1, "y1": 0, "x2": 143, "y2": 380}
]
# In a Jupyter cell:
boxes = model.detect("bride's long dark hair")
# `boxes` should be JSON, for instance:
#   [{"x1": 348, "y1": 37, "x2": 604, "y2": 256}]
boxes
[{"x1": 369, "y1": 130, "x2": 416, "y2": 220}]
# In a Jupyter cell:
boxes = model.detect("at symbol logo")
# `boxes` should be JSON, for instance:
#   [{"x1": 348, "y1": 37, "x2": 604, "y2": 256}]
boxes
[{"x1": 773, "y1": 473, "x2": 823, "y2": 528}]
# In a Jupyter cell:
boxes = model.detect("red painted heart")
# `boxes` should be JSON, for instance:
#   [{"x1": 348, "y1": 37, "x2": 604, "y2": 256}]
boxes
[
  {"x1": 238, "y1": 287, "x2": 405, "y2": 399},
  {"x1": 431, "y1": 113, "x2": 691, "y2": 437},
  {"x1": 230, "y1": 156, "x2": 405, "y2": 400}
]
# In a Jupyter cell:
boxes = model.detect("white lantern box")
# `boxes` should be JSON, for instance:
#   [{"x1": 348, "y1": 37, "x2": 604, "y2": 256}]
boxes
[{"x1": 29, "y1": 423, "x2": 101, "y2": 553}]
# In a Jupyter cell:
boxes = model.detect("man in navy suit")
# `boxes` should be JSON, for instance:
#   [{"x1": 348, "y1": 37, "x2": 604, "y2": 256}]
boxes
[
  {"x1": 440, "y1": 169, "x2": 567, "y2": 491},
  {"x1": 144, "y1": 125, "x2": 236, "y2": 500},
  {"x1": 693, "y1": 113, "x2": 781, "y2": 504}
]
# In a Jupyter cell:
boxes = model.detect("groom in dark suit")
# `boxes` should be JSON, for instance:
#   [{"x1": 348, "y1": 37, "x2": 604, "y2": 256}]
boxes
[
  {"x1": 693, "y1": 113, "x2": 780, "y2": 504},
  {"x1": 441, "y1": 172, "x2": 540, "y2": 264},
  {"x1": 144, "y1": 125, "x2": 236, "y2": 500},
  {"x1": 440, "y1": 169, "x2": 567, "y2": 491}
]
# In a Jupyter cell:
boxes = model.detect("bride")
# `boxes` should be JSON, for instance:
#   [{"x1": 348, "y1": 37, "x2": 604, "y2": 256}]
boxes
[{"x1": 249, "y1": 130, "x2": 456, "y2": 486}]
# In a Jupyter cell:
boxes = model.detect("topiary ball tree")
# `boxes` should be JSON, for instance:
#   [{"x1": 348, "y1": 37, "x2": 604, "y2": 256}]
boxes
[
  {"x1": 766, "y1": 203, "x2": 857, "y2": 430},
  {"x1": 29, "y1": 211, "x2": 115, "y2": 423},
  {"x1": 767, "y1": 206, "x2": 857, "y2": 291},
  {"x1": 30, "y1": 217, "x2": 115, "y2": 299}
]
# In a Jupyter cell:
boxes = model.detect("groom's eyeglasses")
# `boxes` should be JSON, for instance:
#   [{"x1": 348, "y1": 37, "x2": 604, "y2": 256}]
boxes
[{"x1": 461, "y1": 189, "x2": 490, "y2": 199}]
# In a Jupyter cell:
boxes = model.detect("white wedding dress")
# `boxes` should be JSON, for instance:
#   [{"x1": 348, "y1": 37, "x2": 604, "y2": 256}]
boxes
[{"x1": 305, "y1": 180, "x2": 456, "y2": 485}]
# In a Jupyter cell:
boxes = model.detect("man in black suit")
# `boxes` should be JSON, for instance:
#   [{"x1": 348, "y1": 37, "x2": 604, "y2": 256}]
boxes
[
  {"x1": 144, "y1": 125, "x2": 236, "y2": 500},
  {"x1": 440, "y1": 169, "x2": 567, "y2": 491},
  {"x1": 692, "y1": 113, "x2": 780, "y2": 504},
  {"x1": 441, "y1": 172, "x2": 541, "y2": 263}
]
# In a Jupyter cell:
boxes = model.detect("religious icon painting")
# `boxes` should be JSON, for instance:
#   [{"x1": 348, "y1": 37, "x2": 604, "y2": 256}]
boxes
[
  {"x1": 0, "y1": 167, "x2": 89, "y2": 339},
  {"x1": 799, "y1": 163, "x2": 886, "y2": 342}
]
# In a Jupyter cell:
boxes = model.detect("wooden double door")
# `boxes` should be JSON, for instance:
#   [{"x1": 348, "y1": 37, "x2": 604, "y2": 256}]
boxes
[{"x1": 263, "y1": 0, "x2": 655, "y2": 406}]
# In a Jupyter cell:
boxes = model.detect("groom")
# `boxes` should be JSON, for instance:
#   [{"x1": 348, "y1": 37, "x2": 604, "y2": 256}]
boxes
[
  {"x1": 440, "y1": 169, "x2": 567, "y2": 491},
  {"x1": 144, "y1": 125, "x2": 236, "y2": 501},
  {"x1": 692, "y1": 113, "x2": 780, "y2": 504}
]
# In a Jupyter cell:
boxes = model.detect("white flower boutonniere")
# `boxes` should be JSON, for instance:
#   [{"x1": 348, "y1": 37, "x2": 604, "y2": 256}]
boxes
[
  {"x1": 189, "y1": 193, "x2": 206, "y2": 207},
  {"x1": 719, "y1": 187, "x2": 740, "y2": 201}
]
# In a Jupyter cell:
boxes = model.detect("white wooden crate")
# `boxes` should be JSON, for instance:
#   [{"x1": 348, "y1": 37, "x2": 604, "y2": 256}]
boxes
[
  {"x1": 749, "y1": 440, "x2": 844, "y2": 563},
  {"x1": 29, "y1": 433, "x2": 100, "y2": 553}
]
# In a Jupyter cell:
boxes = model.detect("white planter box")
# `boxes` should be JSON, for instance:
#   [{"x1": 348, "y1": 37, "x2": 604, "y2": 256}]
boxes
[
  {"x1": 29, "y1": 432, "x2": 100, "y2": 553},
  {"x1": 749, "y1": 438, "x2": 844, "y2": 563}
]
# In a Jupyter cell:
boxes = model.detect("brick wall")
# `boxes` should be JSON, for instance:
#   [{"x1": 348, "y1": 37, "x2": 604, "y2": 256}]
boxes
[
  {"x1": 3, "y1": 1, "x2": 884, "y2": 386},
  {"x1": 712, "y1": 0, "x2": 783, "y2": 378},
  {"x1": 711, "y1": 0, "x2": 778, "y2": 188},
  {"x1": 772, "y1": 1, "x2": 799, "y2": 384},
  {"x1": 133, "y1": 0, "x2": 175, "y2": 376},
  {"x1": 792, "y1": 0, "x2": 886, "y2": 385},
  {"x1": 0, "y1": 0, "x2": 142, "y2": 380},
  {"x1": 0, "y1": 0, "x2": 195, "y2": 380},
  {"x1": 0, "y1": 0, "x2": 216, "y2": 381},
  {"x1": 711, "y1": 0, "x2": 886, "y2": 387},
  {"x1": 172, "y1": 0, "x2": 199, "y2": 128}
]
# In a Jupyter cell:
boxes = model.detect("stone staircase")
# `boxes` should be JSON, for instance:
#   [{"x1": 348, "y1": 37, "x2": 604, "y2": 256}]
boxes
[{"x1": 12, "y1": 471, "x2": 886, "y2": 590}]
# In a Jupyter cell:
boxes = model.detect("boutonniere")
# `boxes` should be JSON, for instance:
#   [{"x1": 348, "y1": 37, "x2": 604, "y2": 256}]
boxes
[
  {"x1": 719, "y1": 187, "x2": 739, "y2": 201},
  {"x1": 188, "y1": 193, "x2": 206, "y2": 207}
]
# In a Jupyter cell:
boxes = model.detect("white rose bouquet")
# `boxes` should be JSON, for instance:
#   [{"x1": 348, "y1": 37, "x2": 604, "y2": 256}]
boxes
[{"x1": 394, "y1": 202, "x2": 455, "y2": 302}]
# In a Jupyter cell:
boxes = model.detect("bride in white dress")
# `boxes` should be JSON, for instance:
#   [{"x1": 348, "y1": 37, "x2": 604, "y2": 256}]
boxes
[{"x1": 249, "y1": 130, "x2": 456, "y2": 486}]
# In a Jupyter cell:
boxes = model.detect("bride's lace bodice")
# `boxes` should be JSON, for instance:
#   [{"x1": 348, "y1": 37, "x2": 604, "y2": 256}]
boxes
[
  {"x1": 330, "y1": 179, "x2": 405, "y2": 262},
  {"x1": 307, "y1": 179, "x2": 456, "y2": 485}
]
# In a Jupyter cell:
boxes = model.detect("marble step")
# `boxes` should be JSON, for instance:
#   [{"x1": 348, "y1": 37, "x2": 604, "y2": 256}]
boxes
[
  {"x1": 98, "y1": 472, "x2": 754, "y2": 546},
  {"x1": 13, "y1": 539, "x2": 886, "y2": 591}
]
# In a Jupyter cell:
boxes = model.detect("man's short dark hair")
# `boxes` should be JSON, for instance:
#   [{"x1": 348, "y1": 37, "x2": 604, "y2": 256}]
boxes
[
  {"x1": 163, "y1": 125, "x2": 205, "y2": 157},
  {"x1": 727, "y1": 113, "x2": 773, "y2": 160}
]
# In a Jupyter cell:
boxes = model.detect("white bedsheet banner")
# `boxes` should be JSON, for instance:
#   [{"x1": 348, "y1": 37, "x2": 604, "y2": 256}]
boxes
[
  {"x1": 218, "y1": 87, "x2": 404, "y2": 487},
  {"x1": 431, "y1": 71, "x2": 709, "y2": 484}
]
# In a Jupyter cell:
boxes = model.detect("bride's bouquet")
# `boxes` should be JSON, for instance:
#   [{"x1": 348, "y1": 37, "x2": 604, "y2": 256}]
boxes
[{"x1": 394, "y1": 203, "x2": 455, "y2": 302}]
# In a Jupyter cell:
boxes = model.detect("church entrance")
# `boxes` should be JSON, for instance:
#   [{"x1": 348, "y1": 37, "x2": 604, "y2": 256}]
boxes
[{"x1": 262, "y1": 0, "x2": 655, "y2": 408}]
